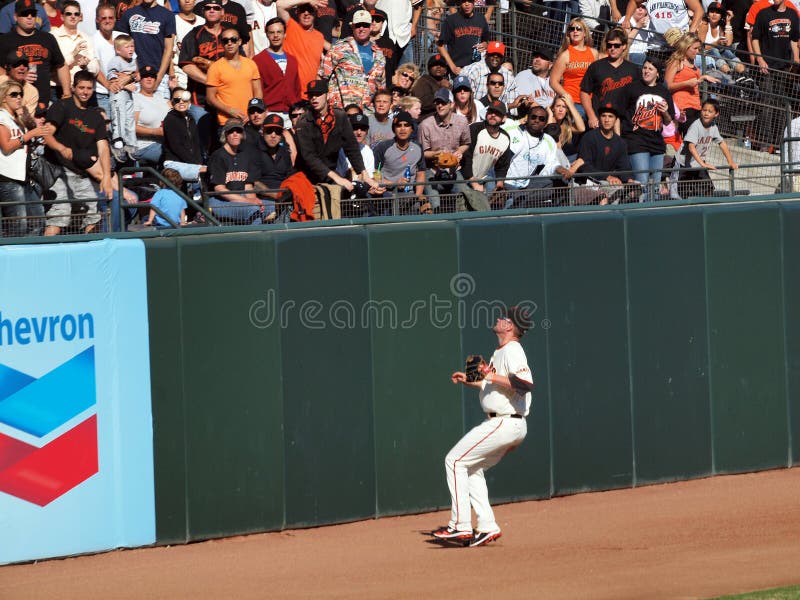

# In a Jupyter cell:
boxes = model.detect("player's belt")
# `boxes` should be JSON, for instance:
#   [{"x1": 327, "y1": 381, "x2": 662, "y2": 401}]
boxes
[{"x1": 487, "y1": 412, "x2": 523, "y2": 419}]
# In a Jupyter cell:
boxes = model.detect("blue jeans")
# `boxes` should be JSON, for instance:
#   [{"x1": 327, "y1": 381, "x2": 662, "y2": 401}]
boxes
[
  {"x1": 208, "y1": 196, "x2": 274, "y2": 224},
  {"x1": 135, "y1": 142, "x2": 162, "y2": 166},
  {"x1": 94, "y1": 92, "x2": 111, "y2": 116},
  {"x1": 629, "y1": 152, "x2": 664, "y2": 202},
  {"x1": 0, "y1": 180, "x2": 43, "y2": 236}
]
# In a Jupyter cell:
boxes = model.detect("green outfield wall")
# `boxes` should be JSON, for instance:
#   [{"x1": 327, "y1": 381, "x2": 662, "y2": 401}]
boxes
[{"x1": 144, "y1": 201, "x2": 800, "y2": 545}]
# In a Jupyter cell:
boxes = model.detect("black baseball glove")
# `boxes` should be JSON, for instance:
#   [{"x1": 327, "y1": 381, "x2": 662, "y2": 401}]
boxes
[{"x1": 465, "y1": 355, "x2": 487, "y2": 382}]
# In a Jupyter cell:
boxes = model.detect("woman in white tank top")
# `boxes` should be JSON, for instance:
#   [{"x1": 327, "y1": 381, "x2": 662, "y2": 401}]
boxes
[
  {"x1": 695, "y1": 2, "x2": 745, "y2": 76},
  {"x1": 0, "y1": 80, "x2": 53, "y2": 237}
]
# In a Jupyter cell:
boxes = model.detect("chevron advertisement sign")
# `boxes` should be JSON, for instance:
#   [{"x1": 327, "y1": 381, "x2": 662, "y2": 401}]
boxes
[{"x1": 0, "y1": 240, "x2": 155, "y2": 564}]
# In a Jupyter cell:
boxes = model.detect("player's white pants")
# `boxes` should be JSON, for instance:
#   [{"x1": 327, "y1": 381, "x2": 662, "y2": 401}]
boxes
[{"x1": 445, "y1": 416, "x2": 527, "y2": 533}]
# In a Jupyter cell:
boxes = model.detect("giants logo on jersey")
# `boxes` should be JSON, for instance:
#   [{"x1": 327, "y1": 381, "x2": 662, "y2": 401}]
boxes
[{"x1": 632, "y1": 93, "x2": 664, "y2": 131}]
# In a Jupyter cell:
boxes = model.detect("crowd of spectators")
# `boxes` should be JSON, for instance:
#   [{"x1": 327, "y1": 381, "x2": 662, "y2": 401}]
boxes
[{"x1": 0, "y1": 0, "x2": 797, "y2": 236}]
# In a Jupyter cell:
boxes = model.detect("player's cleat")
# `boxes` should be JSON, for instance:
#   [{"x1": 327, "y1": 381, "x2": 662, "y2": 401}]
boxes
[
  {"x1": 432, "y1": 526, "x2": 473, "y2": 540},
  {"x1": 469, "y1": 529, "x2": 502, "y2": 547}
]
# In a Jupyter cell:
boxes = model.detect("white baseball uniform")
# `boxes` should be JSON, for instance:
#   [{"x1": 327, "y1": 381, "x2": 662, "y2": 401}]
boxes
[{"x1": 444, "y1": 340, "x2": 533, "y2": 533}]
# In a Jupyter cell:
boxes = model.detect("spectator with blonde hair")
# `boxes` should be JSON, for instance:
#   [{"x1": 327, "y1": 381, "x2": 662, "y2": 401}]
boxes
[
  {"x1": 549, "y1": 18, "x2": 598, "y2": 117},
  {"x1": 665, "y1": 31, "x2": 719, "y2": 136}
]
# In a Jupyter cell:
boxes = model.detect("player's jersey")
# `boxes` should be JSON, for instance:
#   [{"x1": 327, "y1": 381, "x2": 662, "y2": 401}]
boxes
[
  {"x1": 645, "y1": 0, "x2": 690, "y2": 33},
  {"x1": 479, "y1": 340, "x2": 533, "y2": 417}
]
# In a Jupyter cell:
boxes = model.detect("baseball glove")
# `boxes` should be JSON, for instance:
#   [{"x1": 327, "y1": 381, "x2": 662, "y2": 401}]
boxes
[
  {"x1": 435, "y1": 152, "x2": 459, "y2": 169},
  {"x1": 465, "y1": 355, "x2": 488, "y2": 382}
]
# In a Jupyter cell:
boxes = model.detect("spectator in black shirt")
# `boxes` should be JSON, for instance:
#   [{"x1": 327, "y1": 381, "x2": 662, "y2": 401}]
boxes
[
  {"x1": 570, "y1": 103, "x2": 639, "y2": 204},
  {"x1": 580, "y1": 27, "x2": 639, "y2": 131},
  {"x1": 207, "y1": 117, "x2": 271, "y2": 221},
  {"x1": 436, "y1": 0, "x2": 489, "y2": 74}
]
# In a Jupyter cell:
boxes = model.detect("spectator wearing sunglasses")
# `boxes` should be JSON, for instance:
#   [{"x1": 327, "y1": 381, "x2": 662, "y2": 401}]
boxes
[
  {"x1": 0, "y1": 0, "x2": 50, "y2": 34},
  {"x1": 580, "y1": 28, "x2": 639, "y2": 131},
  {"x1": 0, "y1": 0, "x2": 70, "y2": 105},
  {"x1": 53, "y1": 0, "x2": 100, "y2": 84},
  {"x1": 319, "y1": 9, "x2": 386, "y2": 112},
  {"x1": 206, "y1": 27, "x2": 262, "y2": 125},
  {"x1": 162, "y1": 87, "x2": 207, "y2": 182},
  {"x1": 0, "y1": 51, "x2": 39, "y2": 117}
]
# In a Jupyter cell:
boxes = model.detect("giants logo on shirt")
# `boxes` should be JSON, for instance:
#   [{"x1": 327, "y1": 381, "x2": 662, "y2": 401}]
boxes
[
  {"x1": 599, "y1": 76, "x2": 633, "y2": 97},
  {"x1": 632, "y1": 94, "x2": 664, "y2": 131},
  {"x1": 225, "y1": 171, "x2": 249, "y2": 184},
  {"x1": 453, "y1": 26, "x2": 485, "y2": 38},
  {"x1": 769, "y1": 17, "x2": 793, "y2": 35},
  {"x1": 477, "y1": 144, "x2": 504, "y2": 159},
  {"x1": 128, "y1": 14, "x2": 163, "y2": 35},
  {"x1": 17, "y1": 44, "x2": 49, "y2": 64},
  {"x1": 67, "y1": 118, "x2": 96, "y2": 135}
]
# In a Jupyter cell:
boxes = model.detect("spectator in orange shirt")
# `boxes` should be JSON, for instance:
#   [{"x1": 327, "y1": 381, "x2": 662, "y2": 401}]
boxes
[{"x1": 277, "y1": 0, "x2": 327, "y2": 93}]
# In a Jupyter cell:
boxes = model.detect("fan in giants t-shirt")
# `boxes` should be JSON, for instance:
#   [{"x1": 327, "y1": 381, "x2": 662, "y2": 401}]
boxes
[
  {"x1": 580, "y1": 54, "x2": 640, "y2": 129},
  {"x1": 621, "y1": 78, "x2": 674, "y2": 155},
  {"x1": 0, "y1": 29, "x2": 66, "y2": 104},
  {"x1": 752, "y1": 1, "x2": 800, "y2": 68},
  {"x1": 44, "y1": 97, "x2": 108, "y2": 176},
  {"x1": 436, "y1": 5, "x2": 490, "y2": 69}
]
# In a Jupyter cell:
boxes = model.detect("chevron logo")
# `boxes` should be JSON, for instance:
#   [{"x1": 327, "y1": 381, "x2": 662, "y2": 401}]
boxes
[{"x1": 0, "y1": 347, "x2": 98, "y2": 506}]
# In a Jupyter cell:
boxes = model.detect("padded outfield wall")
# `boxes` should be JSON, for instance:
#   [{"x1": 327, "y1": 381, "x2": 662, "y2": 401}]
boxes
[{"x1": 2, "y1": 200, "x2": 799, "y2": 562}]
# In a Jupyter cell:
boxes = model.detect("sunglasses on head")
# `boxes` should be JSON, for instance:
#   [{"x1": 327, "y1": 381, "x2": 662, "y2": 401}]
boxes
[
  {"x1": 6, "y1": 91, "x2": 22, "y2": 98},
  {"x1": 221, "y1": 36, "x2": 239, "y2": 44}
]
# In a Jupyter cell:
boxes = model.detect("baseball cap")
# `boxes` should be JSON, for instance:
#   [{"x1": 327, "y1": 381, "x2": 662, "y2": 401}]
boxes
[
  {"x1": 368, "y1": 7, "x2": 387, "y2": 21},
  {"x1": 392, "y1": 110, "x2": 413, "y2": 128},
  {"x1": 350, "y1": 8, "x2": 371, "y2": 25},
  {"x1": 486, "y1": 99, "x2": 507, "y2": 117},
  {"x1": 428, "y1": 53, "x2": 448, "y2": 69},
  {"x1": 349, "y1": 113, "x2": 369, "y2": 129},
  {"x1": 248, "y1": 98, "x2": 267, "y2": 112},
  {"x1": 504, "y1": 305, "x2": 532, "y2": 335},
  {"x1": 5, "y1": 50, "x2": 28, "y2": 68},
  {"x1": 486, "y1": 41, "x2": 506, "y2": 55},
  {"x1": 14, "y1": 0, "x2": 35, "y2": 14},
  {"x1": 223, "y1": 118, "x2": 245, "y2": 134},
  {"x1": 598, "y1": 103, "x2": 620, "y2": 117},
  {"x1": 434, "y1": 88, "x2": 453, "y2": 103},
  {"x1": 306, "y1": 79, "x2": 328, "y2": 97},
  {"x1": 452, "y1": 75, "x2": 471, "y2": 92},
  {"x1": 263, "y1": 113, "x2": 284, "y2": 130},
  {"x1": 140, "y1": 65, "x2": 158, "y2": 79},
  {"x1": 531, "y1": 47, "x2": 553, "y2": 61}
]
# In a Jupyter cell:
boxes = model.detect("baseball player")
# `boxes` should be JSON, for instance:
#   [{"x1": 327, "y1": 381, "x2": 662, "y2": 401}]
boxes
[{"x1": 432, "y1": 306, "x2": 534, "y2": 547}]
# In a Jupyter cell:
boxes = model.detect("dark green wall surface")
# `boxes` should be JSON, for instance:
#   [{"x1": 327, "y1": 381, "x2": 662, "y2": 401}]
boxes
[{"x1": 145, "y1": 201, "x2": 797, "y2": 544}]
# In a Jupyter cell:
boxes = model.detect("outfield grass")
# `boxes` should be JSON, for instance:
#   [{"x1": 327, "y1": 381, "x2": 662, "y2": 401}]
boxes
[{"x1": 713, "y1": 585, "x2": 800, "y2": 599}]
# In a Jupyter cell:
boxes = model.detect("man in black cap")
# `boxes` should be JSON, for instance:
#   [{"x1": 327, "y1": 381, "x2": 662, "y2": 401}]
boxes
[
  {"x1": 409, "y1": 52, "x2": 450, "y2": 120},
  {"x1": 0, "y1": 0, "x2": 70, "y2": 104},
  {"x1": 242, "y1": 97, "x2": 269, "y2": 151},
  {"x1": 515, "y1": 47, "x2": 555, "y2": 110},
  {"x1": 372, "y1": 110, "x2": 428, "y2": 213},
  {"x1": 435, "y1": 305, "x2": 534, "y2": 547},
  {"x1": 207, "y1": 117, "x2": 275, "y2": 222},
  {"x1": 43, "y1": 70, "x2": 113, "y2": 236},
  {"x1": 294, "y1": 78, "x2": 383, "y2": 197},
  {"x1": 336, "y1": 111, "x2": 374, "y2": 179},
  {"x1": 0, "y1": 50, "x2": 38, "y2": 116}
]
